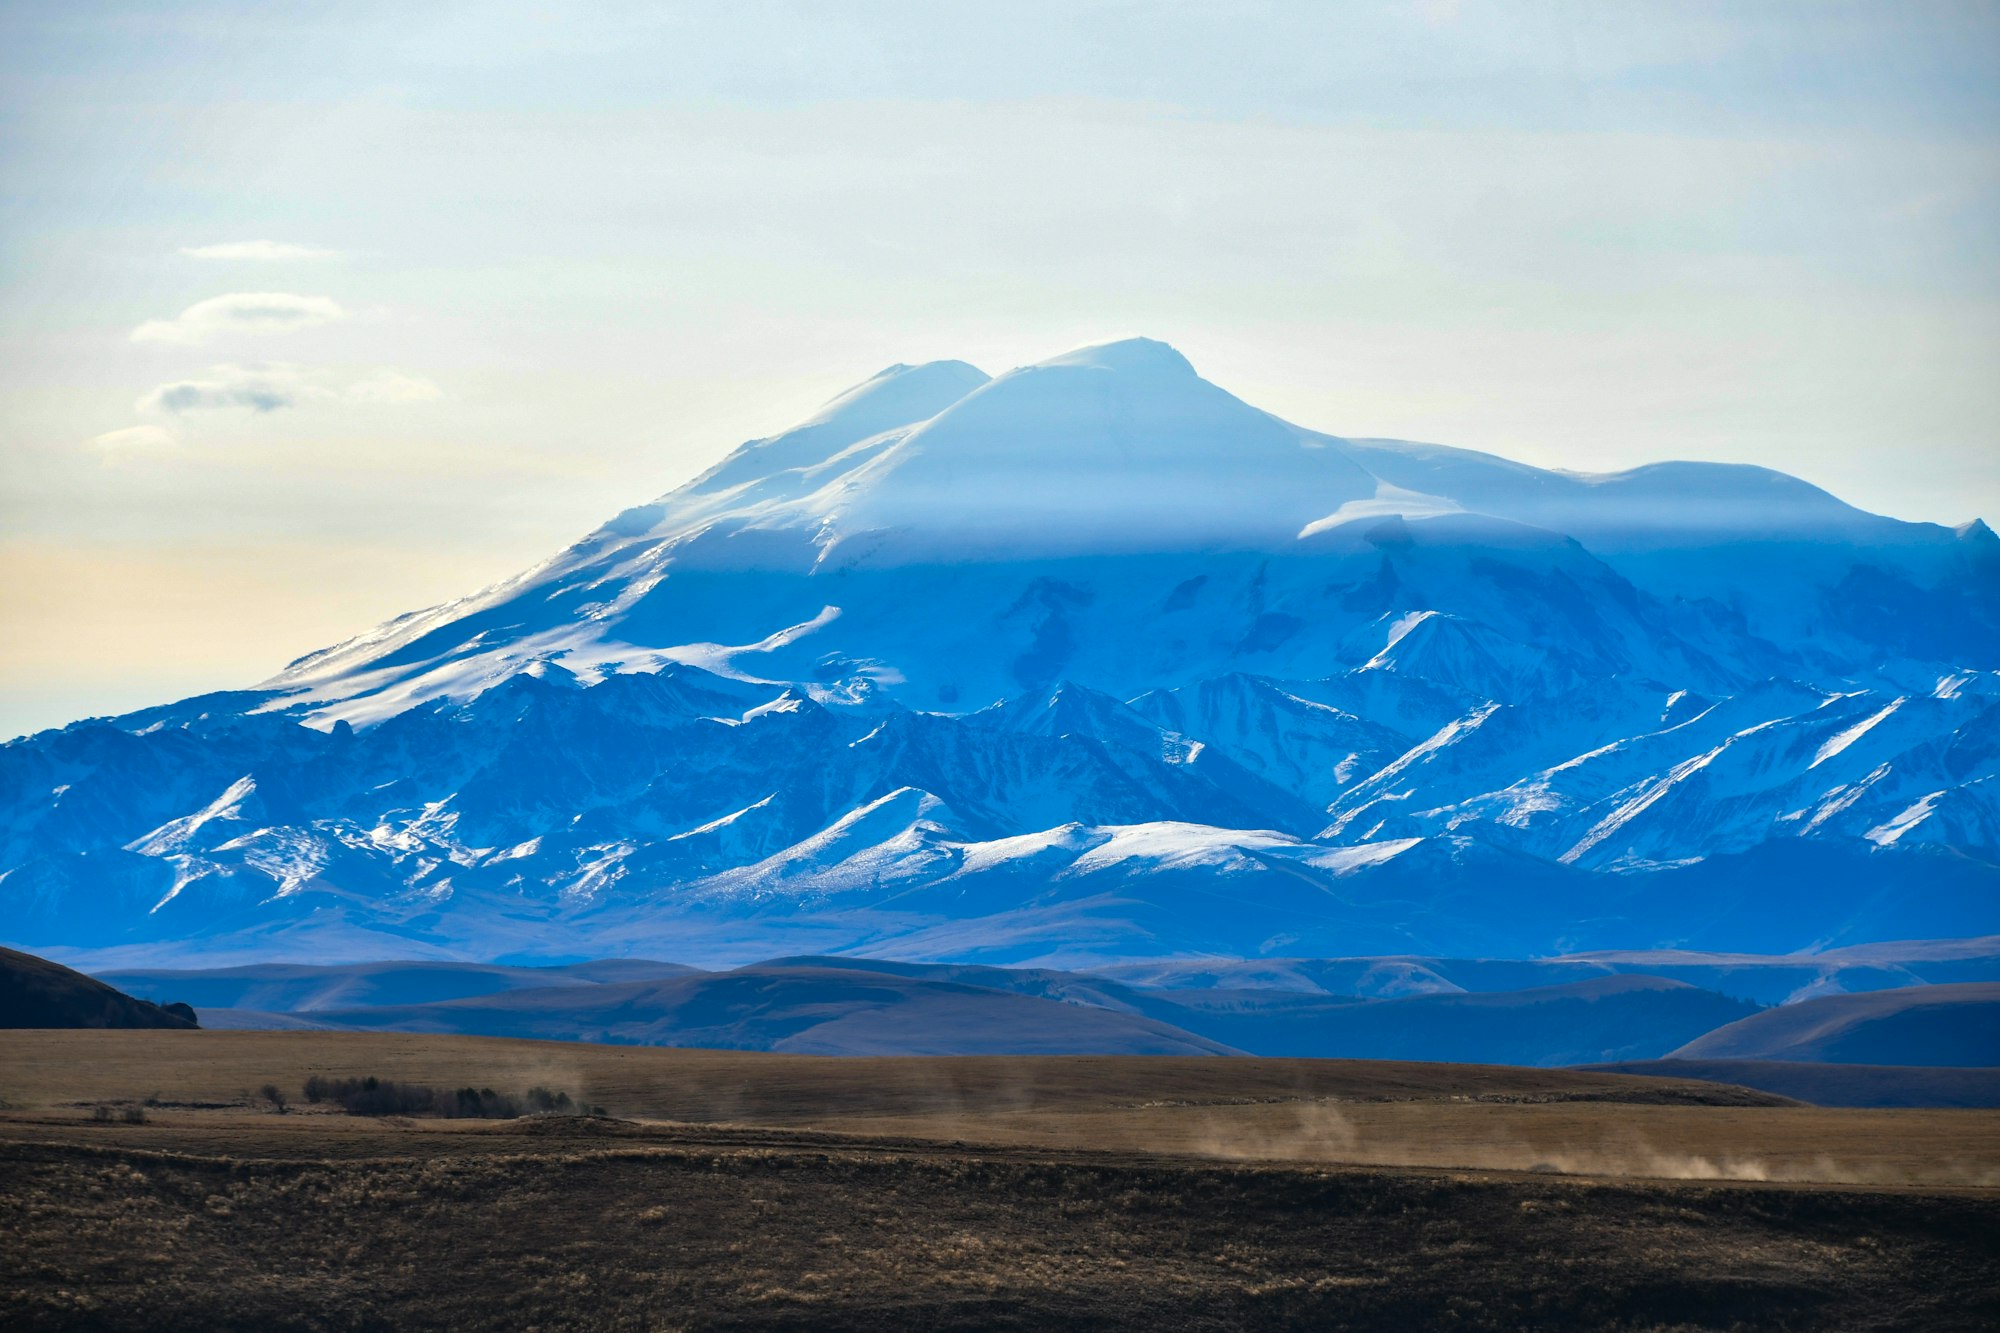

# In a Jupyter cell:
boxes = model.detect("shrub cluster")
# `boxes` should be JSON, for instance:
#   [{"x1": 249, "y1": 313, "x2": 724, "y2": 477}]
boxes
[
  {"x1": 87, "y1": 1103, "x2": 145, "y2": 1124},
  {"x1": 300, "y1": 1075, "x2": 590, "y2": 1119}
]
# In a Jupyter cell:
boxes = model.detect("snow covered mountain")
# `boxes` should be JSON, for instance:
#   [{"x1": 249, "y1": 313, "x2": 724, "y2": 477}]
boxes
[{"x1": 3, "y1": 338, "x2": 1996, "y2": 965}]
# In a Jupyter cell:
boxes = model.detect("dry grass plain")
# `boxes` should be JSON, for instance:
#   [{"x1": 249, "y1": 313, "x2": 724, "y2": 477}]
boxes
[{"x1": 3, "y1": 1030, "x2": 1997, "y2": 1329}]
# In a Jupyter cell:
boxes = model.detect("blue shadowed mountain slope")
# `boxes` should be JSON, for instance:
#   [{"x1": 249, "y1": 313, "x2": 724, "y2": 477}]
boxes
[{"x1": 2, "y1": 338, "x2": 1995, "y2": 967}]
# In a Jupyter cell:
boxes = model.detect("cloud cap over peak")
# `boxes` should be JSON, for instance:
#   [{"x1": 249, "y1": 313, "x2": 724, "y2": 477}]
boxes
[{"x1": 1032, "y1": 337, "x2": 1198, "y2": 379}]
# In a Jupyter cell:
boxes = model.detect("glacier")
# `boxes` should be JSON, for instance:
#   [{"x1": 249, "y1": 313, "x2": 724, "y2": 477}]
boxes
[{"x1": 2, "y1": 337, "x2": 1996, "y2": 966}]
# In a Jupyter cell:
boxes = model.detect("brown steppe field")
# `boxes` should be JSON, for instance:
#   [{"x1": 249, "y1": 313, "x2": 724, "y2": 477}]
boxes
[{"x1": 3, "y1": 1030, "x2": 1997, "y2": 1330}]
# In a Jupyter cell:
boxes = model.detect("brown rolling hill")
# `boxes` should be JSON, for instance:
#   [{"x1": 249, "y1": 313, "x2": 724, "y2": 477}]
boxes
[
  {"x1": 92, "y1": 955, "x2": 1768, "y2": 1064},
  {"x1": 96, "y1": 957, "x2": 698, "y2": 1012},
  {"x1": 1581, "y1": 1058, "x2": 2000, "y2": 1108},
  {"x1": 1668, "y1": 982, "x2": 2000, "y2": 1066},
  {"x1": 0, "y1": 946, "x2": 197, "y2": 1031},
  {"x1": 303, "y1": 964, "x2": 1241, "y2": 1056}
]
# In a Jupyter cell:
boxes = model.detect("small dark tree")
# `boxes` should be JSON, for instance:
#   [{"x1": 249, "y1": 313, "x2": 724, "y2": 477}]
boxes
[
  {"x1": 259, "y1": 1083, "x2": 289, "y2": 1114},
  {"x1": 525, "y1": 1087, "x2": 574, "y2": 1114}
]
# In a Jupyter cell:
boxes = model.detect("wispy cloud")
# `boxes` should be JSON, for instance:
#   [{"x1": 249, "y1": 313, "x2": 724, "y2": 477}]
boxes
[
  {"x1": 86, "y1": 423, "x2": 182, "y2": 449},
  {"x1": 345, "y1": 371, "x2": 444, "y2": 404},
  {"x1": 135, "y1": 363, "x2": 442, "y2": 415},
  {"x1": 130, "y1": 292, "x2": 346, "y2": 345},
  {"x1": 180, "y1": 240, "x2": 342, "y2": 261}
]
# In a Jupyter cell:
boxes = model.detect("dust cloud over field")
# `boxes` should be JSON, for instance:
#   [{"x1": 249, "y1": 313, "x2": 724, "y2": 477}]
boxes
[{"x1": 1180, "y1": 1095, "x2": 2000, "y2": 1187}]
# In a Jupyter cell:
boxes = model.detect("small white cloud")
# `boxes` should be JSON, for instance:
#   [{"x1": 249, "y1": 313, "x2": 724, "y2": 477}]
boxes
[
  {"x1": 135, "y1": 363, "x2": 441, "y2": 415},
  {"x1": 345, "y1": 370, "x2": 443, "y2": 403},
  {"x1": 180, "y1": 240, "x2": 341, "y2": 261},
  {"x1": 130, "y1": 292, "x2": 347, "y2": 345},
  {"x1": 87, "y1": 423, "x2": 182, "y2": 449}
]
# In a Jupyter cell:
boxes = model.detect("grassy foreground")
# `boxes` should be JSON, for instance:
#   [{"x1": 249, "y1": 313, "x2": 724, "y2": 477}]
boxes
[{"x1": 3, "y1": 1030, "x2": 1997, "y2": 1330}]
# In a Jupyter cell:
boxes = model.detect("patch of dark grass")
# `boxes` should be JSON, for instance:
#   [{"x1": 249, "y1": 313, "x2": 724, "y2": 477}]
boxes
[{"x1": 2, "y1": 1134, "x2": 1996, "y2": 1332}]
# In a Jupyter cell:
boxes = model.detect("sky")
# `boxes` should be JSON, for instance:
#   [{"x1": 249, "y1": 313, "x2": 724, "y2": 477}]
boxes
[{"x1": 1, "y1": 1, "x2": 1996, "y2": 739}]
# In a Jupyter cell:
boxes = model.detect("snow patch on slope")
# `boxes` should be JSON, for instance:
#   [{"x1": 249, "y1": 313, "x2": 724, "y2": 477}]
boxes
[{"x1": 1810, "y1": 697, "x2": 1904, "y2": 769}]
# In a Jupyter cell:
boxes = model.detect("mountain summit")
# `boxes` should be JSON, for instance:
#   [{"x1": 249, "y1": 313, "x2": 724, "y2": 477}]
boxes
[{"x1": 3, "y1": 339, "x2": 1995, "y2": 965}]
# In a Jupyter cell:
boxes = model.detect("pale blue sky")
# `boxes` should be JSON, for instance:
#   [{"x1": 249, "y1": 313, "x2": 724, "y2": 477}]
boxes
[{"x1": 2, "y1": 1, "x2": 1997, "y2": 737}]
